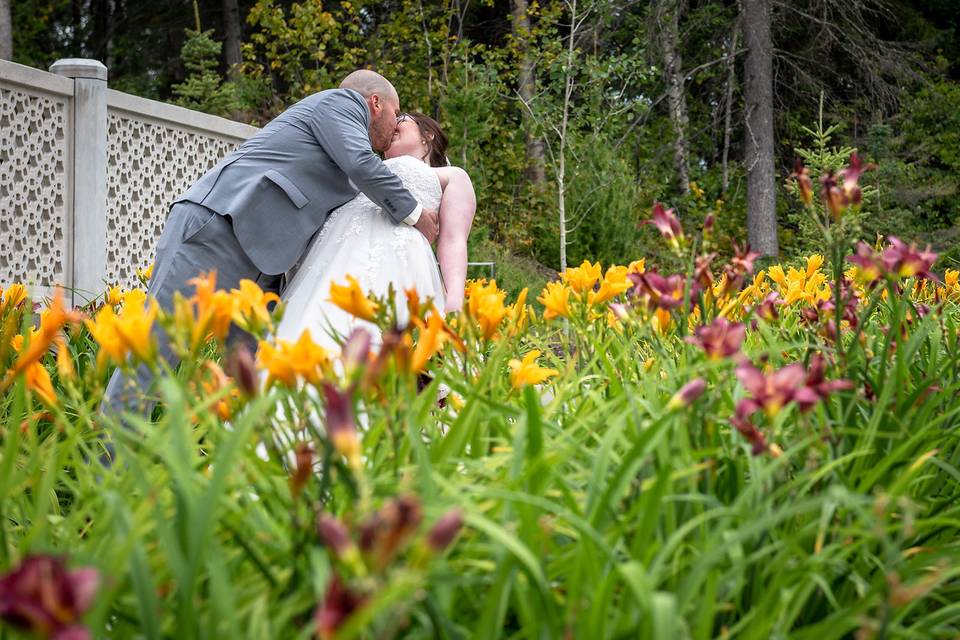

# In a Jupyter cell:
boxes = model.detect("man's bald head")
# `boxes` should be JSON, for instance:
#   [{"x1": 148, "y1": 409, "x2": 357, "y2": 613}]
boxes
[
  {"x1": 340, "y1": 70, "x2": 399, "y2": 103},
  {"x1": 340, "y1": 70, "x2": 401, "y2": 153}
]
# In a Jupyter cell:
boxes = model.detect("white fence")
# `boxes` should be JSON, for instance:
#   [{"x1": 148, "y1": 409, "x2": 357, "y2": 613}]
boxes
[{"x1": 0, "y1": 58, "x2": 259, "y2": 303}]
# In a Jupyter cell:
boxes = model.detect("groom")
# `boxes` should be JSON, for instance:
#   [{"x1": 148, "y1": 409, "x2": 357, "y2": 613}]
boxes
[{"x1": 103, "y1": 69, "x2": 439, "y2": 417}]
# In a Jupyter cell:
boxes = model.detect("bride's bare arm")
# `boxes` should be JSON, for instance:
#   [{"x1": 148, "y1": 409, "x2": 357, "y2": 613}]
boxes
[{"x1": 433, "y1": 166, "x2": 476, "y2": 313}]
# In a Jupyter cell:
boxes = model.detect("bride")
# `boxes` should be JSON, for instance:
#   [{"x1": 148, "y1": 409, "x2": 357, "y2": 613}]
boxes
[{"x1": 274, "y1": 112, "x2": 476, "y2": 351}]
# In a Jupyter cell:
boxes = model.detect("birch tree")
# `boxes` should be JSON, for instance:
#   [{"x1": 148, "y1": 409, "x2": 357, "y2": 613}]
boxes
[{"x1": 655, "y1": 0, "x2": 690, "y2": 195}]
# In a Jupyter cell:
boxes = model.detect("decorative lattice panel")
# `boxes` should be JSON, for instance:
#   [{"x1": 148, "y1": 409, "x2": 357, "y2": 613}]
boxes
[
  {"x1": 105, "y1": 113, "x2": 240, "y2": 289},
  {"x1": 0, "y1": 87, "x2": 70, "y2": 289}
]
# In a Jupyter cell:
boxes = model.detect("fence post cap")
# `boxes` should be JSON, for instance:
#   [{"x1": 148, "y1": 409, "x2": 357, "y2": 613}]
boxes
[{"x1": 49, "y1": 58, "x2": 108, "y2": 81}]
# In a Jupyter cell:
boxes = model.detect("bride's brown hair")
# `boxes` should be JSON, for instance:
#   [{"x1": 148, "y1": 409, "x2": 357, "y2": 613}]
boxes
[{"x1": 404, "y1": 112, "x2": 449, "y2": 167}]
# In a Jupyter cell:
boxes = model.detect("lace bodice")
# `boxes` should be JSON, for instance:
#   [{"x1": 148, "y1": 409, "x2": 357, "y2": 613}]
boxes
[{"x1": 333, "y1": 155, "x2": 441, "y2": 220}]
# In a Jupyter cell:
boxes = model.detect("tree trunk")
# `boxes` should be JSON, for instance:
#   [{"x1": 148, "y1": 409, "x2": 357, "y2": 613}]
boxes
[
  {"x1": 742, "y1": 0, "x2": 778, "y2": 256},
  {"x1": 657, "y1": 0, "x2": 689, "y2": 195},
  {"x1": 721, "y1": 18, "x2": 739, "y2": 195},
  {"x1": 512, "y1": 0, "x2": 547, "y2": 188},
  {"x1": 90, "y1": 0, "x2": 112, "y2": 61},
  {"x1": 222, "y1": 0, "x2": 243, "y2": 78},
  {"x1": 0, "y1": 0, "x2": 11, "y2": 61}
]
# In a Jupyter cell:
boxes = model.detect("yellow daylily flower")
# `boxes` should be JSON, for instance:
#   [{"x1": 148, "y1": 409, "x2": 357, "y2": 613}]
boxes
[
  {"x1": 627, "y1": 259, "x2": 646, "y2": 274},
  {"x1": 328, "y1": 275, "x2": 379, "y2": 322},
  {"x1": 588, "y1": 266, "x2": 631, "y2": 306},
  {"x1": 114, "y1": 297, "x2": 159, "y2": 364},
  {"x1": 136, "y1": 262, "x2": 155, "y2": 283},
  {"x1": 562, "y1": 260, "x2": 602, "y2": 294},
  {"x1": 538, "y1": 281, "x2": 572, "y2": 320},
  {"x1": 233, "y1": 279, "x2": 282, "y2": 331},
  {"x1": 509, "y1": 350, "x2": 558, "y2": 389},
  {"x1": 1, "y1": 284, "x2": 28, "y2": 313},
  {"x1": 105, "y1": 286, "x2": 124, "y2": 307},
  {"x1": 85, "y1": 293, "x2": 158, "y2": 368}
]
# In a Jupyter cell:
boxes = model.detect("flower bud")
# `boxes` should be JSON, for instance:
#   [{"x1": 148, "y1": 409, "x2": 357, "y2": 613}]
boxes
[
  {"x1": 289, "y1": 442, "x2": 314, "y2": 500},
  {"x1": 666, "y1": 378, "x2": 707, "y2": 410},
  {"x1": 426, "y1": 509, "x2": 464, "y2": 552},
  {"x1": 316, "y1": 515, "x2": 353, "y2": 558},
  {"x1": 226, "y1": 343, "x2": 258, "y2": 398}
]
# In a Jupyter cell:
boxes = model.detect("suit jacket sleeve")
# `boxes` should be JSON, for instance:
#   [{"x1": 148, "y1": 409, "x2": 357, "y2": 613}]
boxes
[{"x1": 306, "y1": 90, "x2": 420, "y2": 225}]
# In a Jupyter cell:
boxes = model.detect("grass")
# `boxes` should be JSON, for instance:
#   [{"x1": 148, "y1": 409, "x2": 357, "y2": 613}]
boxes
[{"x1": 1, "y1": 234, "x2": 959, "y2": 639}]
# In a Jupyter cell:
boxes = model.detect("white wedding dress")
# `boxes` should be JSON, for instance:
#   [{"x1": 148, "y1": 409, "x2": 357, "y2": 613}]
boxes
[{"x1": 274, "y1": 155, "x2": 445, "y2": 351}]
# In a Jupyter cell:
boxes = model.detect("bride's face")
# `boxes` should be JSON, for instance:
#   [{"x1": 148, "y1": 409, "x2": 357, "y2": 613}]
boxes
[{"x1": 384, "y1": 117, "x2": 428, "y2": 163}]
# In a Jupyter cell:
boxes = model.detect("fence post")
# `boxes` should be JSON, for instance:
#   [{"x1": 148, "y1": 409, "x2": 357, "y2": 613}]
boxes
[{"x1": 50, "y1": 58, "x2": 108, "y2": 306}]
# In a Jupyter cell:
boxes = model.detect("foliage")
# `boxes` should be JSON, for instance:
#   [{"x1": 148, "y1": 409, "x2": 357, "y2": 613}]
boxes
[
  {"x1": 2, "y1": 158, "x2": 960, "y2": 638},
  {"x1": 172, "y1": 30, "x2": 241, "y2": 116}
]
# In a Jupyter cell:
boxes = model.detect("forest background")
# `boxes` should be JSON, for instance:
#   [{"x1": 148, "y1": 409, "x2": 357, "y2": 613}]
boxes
[{"x1": 4, "y1": 0, "x2": 959, "y2": 298}]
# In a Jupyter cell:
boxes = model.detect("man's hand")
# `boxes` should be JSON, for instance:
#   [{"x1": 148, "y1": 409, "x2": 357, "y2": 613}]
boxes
[{"x1": 413, "y1": 207, "x2": 440, "y2": 243}]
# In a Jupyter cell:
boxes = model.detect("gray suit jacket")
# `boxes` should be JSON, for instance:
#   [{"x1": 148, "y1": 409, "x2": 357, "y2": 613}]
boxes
[{"x1": 175, "y1": 88, "x2": 419, "y2": 275}]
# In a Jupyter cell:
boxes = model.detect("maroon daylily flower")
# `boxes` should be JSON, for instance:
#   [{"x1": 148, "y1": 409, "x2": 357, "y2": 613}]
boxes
[
  {"x1": 360, "y1": 496, "x2": 424, "y2": 571},
  {"x1": 694, "y1": 253, "x2": 717, "y2": 290},
  {"x1": 0, "y1": 555, "x2": 99, "y2": 640},
  {"x1": 819, "y1": 172, "x2": 847, "y2": 221},
  {"x1": 686, "y1": 318, "x2": 746, "y2": 360},
  {"x1": 640, "y1": 202, "x2": 685, "y2": 248},
  {"x1": 730, "y1": 243, "x2": 760, "y2": 276},
  {"x1": 731, "y1": 399, "x2": 769, "y2": 455},
  {"x1": 849, "y1": 237, "x2": 938, "y2": 283},
  {"x1": 880, "y1": 237, "x2": 938, "y2": 281},
  {"x1": 838, "y1": 153, "x2": 875, "y2": 204},
  {"x1": 754, "y1": 292, "x2": 783, "y2": 322},
  {"x1": 735, "y1": 361, "x2": 806, "y2": 418},
  {"x1": 315, "y1": 575, "x2": 367, "y2": 640},
  {"x1": 794, "y1": 353, "x2": 854, "y2": 412},
  {"x1": 628, "y1": 272, "x2": 687, "y2": 311}
]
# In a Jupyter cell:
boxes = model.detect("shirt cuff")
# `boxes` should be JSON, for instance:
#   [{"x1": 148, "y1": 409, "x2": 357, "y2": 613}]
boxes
[{"x1": 402, "y1": 204, "x2": 423, "y2": 226}]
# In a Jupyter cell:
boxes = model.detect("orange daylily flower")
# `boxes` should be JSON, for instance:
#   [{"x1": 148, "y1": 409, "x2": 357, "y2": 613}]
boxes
[
  {"x1": 6, "y1": 289, "x2": 76, "y2": 380},
  {"x1": 23, "y1": 360, "x2": 57, "y2": 406},
  {"x1": 465, "y1": 280, "x2": 508, "y2": 340},
  {"x1": 257, "y1": 330, "x2": 331, "y2": 388},
  {"x1": 409, "y1": 308, "x2": 459, "y2": 372},
  {"x1": 187, "y1": 272, "x2": 236, "y2": 347},
  {"x1": 328, "y1": 276, "x2": 379, "y2": 322}
]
